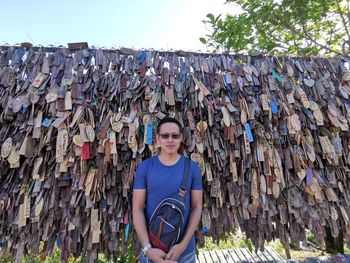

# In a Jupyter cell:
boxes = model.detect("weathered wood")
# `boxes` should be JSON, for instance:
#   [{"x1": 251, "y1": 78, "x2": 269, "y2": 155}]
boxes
[
  {"x1": 209, "y1": 250, "x2": 221, "y2": 262},
  {"x1": 198, "y1": 247, "x2": 285, "y2": 262},
  {"x1": 265, "y1": 246, "x2": 285, "y2": 261},
  {"x1": 198, "y1": 251, "x2": 207, "y2": 263},
  {"x1": 222, "y1": 249, "x2": 235, "y2": 262},
  {"x1": 255, "y1": 248, "x2": 271, "y2": 262},
  {"x1": 240, "y1": 247, "x2": 256, "y2": 262},
  {"x1": 215, "y1": 249, "x2": 228, "y2": 262},
  {"x1": 234, "y1": 248, "x2": 250, "y2": 262},
  {"x1": 249, "y1": 247, "x2": 266, "y2": 262},
  {"x1": 1, "y1": 46, "x2": 349, "y2": 262},
  {"x1": 284, "y1": 233, "x2": 291, "y2": 259},
  {"x1": 228, "y1": 249, "x2": 241, "y2": 262},
  {"x1": 325, "y1": 225, "x2": 344, "y2": 254},
  {"x1": 202, "y1": 251, "x2": 214, "y2": 263},
  {"x1": 258, "y1": 248, "x2": 275, "y2": 261}
]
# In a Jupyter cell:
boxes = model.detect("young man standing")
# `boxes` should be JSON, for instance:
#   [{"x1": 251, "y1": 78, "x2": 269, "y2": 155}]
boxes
[{"x1": 133, "y1": 117, "x2": 203, "y2": 263}]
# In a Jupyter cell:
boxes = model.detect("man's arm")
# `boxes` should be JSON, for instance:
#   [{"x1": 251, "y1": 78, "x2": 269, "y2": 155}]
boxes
[
  {"x1": 132, "y1": 189, "x2": 149, "y2": 246},
  {"x1": 166, "y1": 189, "x2": 203, "y2": 260},
  {"x1": 180, "y1": 190, "x2": 203, "y2": 246},
  {"x1": 132, "y1": 189, "x2": 168, "y2": 262}
]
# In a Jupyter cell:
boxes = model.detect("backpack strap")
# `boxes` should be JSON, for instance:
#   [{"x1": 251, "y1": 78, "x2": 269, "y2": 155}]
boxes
[{"x1": 179, "y1": 157, "x2": 191, "y2": 197}]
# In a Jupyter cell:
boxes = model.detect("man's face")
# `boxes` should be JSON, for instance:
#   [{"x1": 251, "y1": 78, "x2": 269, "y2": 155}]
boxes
[{"x1": 157, "y1": 122, "x2": 182, "y2": 155}]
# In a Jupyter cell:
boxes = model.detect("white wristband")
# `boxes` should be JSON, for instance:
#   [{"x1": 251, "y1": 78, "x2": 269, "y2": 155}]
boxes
[{"x1": 141, "y1": 243, "x2": 152, "y2": 255}]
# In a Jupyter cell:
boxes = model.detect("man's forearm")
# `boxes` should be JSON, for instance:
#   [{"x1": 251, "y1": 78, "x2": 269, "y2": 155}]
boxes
[
  {"x1": 133, "y1": 208, "x2": 150, "y2": 246},
  {"x1": 180, "y1": 206, "x2": 202, "y2": 246}
]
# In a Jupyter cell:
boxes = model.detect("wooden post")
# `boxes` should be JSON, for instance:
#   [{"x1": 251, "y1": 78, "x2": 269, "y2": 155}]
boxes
[
  {"x1": 325, "y1": 226, "x2": 344, "y2": 254},
  {"x1": 336, "y1": 228, "x2": 344, "y2": 254},
  {"x1": 285, "y1": 232, "x2": 291, "y2": 259}
]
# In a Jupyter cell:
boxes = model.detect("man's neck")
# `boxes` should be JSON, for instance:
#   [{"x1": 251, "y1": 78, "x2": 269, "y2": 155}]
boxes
[{"x1": 158, "y1": 152, "x2": 180, "y2": 165}]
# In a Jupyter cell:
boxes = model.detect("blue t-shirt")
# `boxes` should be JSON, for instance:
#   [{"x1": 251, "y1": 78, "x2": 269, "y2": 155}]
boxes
[{"x1": 133, "y1": 155, "x2": 202, "y2": 256}]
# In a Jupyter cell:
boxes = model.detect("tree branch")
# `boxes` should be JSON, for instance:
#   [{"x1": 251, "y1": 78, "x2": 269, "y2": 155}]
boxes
[
  {"x1": 347, "y1": 0, "x2": 350, "y2": 25},
  {"x1": 326, "y1": 21, "x2": 335, "y2": 49},
  {"x1": 256, "y1": 26, "x2": 290, "y2": 50},
  {"x1": 336, "y1": 1, "x2": 350, "y2": 41},
  {"x1": 240, "y1": 5, "x2": 290, "y2": 52},
  {"x1": 301, "y1": 22, "x2": 343, "y2": 56},
  {"x1": 272, "y1": 11, "x2": 343, "y2": 56},
  {"x1": 206, "y1": 1, "x2": 346, "y2": 56}
]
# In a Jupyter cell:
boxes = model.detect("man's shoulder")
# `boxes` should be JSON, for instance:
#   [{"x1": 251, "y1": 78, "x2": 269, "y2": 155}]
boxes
[
  {"x1": 183, "y1": 156, "x2": 199, "y2": 168},
  {"x1": 137, "y1": 157, "x2": 149, "y2": 169},
  {"x1": 141, "y1": 155, "x2": 156, "y2": 164}
]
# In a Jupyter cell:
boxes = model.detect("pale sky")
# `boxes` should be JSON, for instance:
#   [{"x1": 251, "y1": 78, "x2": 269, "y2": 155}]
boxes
[{"x1": 0, "y1": 0, "x2": 238, "y2": 51}]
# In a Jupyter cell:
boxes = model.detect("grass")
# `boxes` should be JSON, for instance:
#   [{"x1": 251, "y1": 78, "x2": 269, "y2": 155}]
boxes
[
  {"x1": 199, "y1": 230, "x2": 350, "y2": 261},
  {"x1": 200, "y1": 232, "x2": 253, "y2": 252},
  {"x1": 268, "y1": 240, "x2": 330, "y2": 260},
  {"x1": 0, "y1": 233, "x2": 138, "y2": 263},
  {"x1": 1, "y1": 231, "x2": 350, "y2": 262}
]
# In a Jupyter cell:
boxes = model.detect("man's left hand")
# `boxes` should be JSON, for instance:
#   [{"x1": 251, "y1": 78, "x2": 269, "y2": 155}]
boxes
[{"x1": 165, "y1": 242, "x2": 186, "y2": 261}]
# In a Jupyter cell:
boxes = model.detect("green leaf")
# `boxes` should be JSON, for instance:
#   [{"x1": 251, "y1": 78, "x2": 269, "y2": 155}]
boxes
[
  {"x1": 199, "y1": 37, "x2": 207, "y2": 44},
  {"x1": 244, "y1": 238, "x2": 253, "y2": 252},
  {"x1": 201, "y1": 0, "x2": 348, "y2": 56},
  {"x1": 207, "y1": 13, "x2": 215, "y2": 23},
  {"x1": 215, "y1": 14, "x2": 222, "y2": 23}
]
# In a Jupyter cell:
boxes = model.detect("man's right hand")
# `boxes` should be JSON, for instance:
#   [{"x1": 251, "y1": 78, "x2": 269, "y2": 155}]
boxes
[
  {"x1": 146, "y1": 248, "x2": 166, "y2": 263},
  {"x1": 146, "y1": 248, "x2": 178, "y2": 263}
]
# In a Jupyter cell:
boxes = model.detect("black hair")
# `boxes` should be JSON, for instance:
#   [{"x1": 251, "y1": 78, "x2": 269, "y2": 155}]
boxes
[{"x1": 157, "y1": 117, "x2": 182, "y2": 134}]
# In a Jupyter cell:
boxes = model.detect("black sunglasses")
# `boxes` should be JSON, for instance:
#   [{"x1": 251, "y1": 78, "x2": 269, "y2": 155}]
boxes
[{"x1": 159, "y1": 133, "x2": 181, "y2": 139}]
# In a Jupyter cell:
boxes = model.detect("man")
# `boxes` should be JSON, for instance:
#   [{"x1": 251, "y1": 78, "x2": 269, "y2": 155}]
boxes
[{"x1": 132, "y1": 117, "x2": 203, "y2": 263}]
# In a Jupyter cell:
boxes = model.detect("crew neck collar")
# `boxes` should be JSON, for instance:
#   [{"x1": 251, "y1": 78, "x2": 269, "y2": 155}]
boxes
[{"x1": 156, "y1": 155, "x2": 182, "y2": 167}]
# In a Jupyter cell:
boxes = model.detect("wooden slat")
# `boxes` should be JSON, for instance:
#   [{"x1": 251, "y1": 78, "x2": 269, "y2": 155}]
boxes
[
  {"x1": 265, "y1": 246, "x2": 285, "y2": 261},
  {"x1": 258, "y1": 248, "x2": 275, "y2": 261},
  {"x1": 252, "y1": 250, "x2": 271, "y2": 262},
  {"x1": 197, "y1": 251, "x2": 207, "y2": 263},
  {"x1": 199, "y1": 246, "x2": 285, "y2": 262},
  {"x1": 233, "y1": 247, "x2": 250, "y2": 262},
  {"x1": 245, "y1": 247, "x2": 264, "y2": 262},
  {"x1": 202, "y1": 251, "x2": 214, "y2": 263},
  {"x1": 227, "y1": 249, "x2": 241, "y2": 262},
  {"x1": 214, "y1": 250, "x2": 228, "y2": 263},
  {"x1": 209, "y1": 250, "x2": 221, "y2": 263},
  {"x1": 253, "y1": 248, "x2": 270, "y2": 262},
  {"x1": 240, "y1": 247, "x2": 256, "y2": 262},
  {"x1": 221, "y1": 250, "x2": 235, "y2": 263}
]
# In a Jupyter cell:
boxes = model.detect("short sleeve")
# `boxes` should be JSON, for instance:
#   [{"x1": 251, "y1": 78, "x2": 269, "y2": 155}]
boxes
[
  {"x1": 133, "y1": 159, "x2": 149, "y2": 189},
  {"x1": 191, "y1": 161, "x2": 203, "y2": 190}
]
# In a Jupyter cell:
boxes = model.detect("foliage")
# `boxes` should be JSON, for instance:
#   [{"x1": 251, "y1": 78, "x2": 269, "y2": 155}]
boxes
[
  {"x1": 267, "y1": 240, "x2": 285, "y2": 258},
  {"x1": 1, "y1": 245, "x2": 63, "y2": 263},
  {"x1": 201, "y1": 0, "x2": 350, "y2": 57},
  {"x1": 201, "y1": 231, "x2": 253, "y2": 252},
  {"x1": 0, "y1": 232, "x2": 138, "y2": 263}
]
